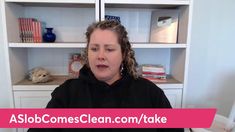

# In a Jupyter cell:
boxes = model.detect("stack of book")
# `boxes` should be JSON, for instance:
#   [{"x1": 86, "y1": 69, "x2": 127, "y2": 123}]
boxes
[
  {"x1": 18, "y1": 18, "x2": 45, "y2": 43},
  {"x1": 141, "y1": 65, "x2": 167, "y2": 83}
]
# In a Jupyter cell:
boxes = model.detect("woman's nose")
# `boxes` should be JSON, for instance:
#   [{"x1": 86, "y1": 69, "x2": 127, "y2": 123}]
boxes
[{"x1": 97, "y1": 50, "x2": 105, "y2": 60}]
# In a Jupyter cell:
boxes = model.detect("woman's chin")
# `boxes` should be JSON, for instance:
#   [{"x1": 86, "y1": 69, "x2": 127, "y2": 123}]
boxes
[{"x1": 96, "y1": 75, "x2": 110, "y2": 82}]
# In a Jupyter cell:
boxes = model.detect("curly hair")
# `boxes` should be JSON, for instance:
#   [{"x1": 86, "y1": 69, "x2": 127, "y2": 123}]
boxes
[{"x1": 83, "y1": 20, "x2": 139, "y2": 79}]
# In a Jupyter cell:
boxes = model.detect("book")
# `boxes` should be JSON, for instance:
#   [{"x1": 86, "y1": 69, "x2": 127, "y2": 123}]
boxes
[
  {"x1": 141, "y1": 64, "x2": 165, "y2": 73},
  {"x1": 142, "y1": 74, "x2": 166, "y2": 79},
  {"x1": 144, "y1": 76, "x2": 167, "y2": 83},
  {"x1": 140, "y1": 64, "x2": 167, "y2": 82},
  {"x1": 18, "y1": 18, "x2": 23, "y2": 42},
  {"x1": 18, "y1": 18, "x2": 46, "y2": 43},
  {"x1": 149, "y1": 9, "x2": 179, "y2": 43},
  {"x1": 105, "y1": 15, "x2": 121, "y2": 23}
]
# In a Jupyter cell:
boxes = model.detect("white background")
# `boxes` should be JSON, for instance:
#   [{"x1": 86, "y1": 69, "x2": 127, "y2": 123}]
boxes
[{"x1": 186, "y1": 0, "x2": 235, "y2": 116}]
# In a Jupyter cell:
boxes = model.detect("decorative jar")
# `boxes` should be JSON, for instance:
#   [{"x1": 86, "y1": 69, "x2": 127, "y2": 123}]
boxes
[{"x1": 43, "y1": 28, "x2": 56, "y2": 42}]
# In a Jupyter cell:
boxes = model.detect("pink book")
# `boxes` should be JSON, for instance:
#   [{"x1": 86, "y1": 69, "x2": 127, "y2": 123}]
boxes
[
  {"x1": 18, "y1": 18, "x2": 23, "y2": 42},
  {"x1": 29, "y1": 18, "x2": 34, "y2": 43},
  {"x1": 32, "y1": 21, "x2": 37, "y2": 43},
  {"x1": 38, "y1": 22, "x2": 42, "y2": 43},
  {"x1": 35, "y1": 21, "x2": 40, "y2": 43},
  {"x1": 144, "y1": 77, "x2": 167, "y2": 83},
  {"x1": 22, "y1": 18, "x2": 26, "y2": 43},
  {"x1": 26, "y1": 18, "x2": 30, "y2": 43}
]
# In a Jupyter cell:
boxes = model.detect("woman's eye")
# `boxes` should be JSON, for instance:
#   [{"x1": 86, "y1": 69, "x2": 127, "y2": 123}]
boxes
[
  {"x1": 90, "y1": 47, "x2": 98, "y2": 51},
  {"x1": 107, "y1": 48, "x2": 115, "y2": 52}
]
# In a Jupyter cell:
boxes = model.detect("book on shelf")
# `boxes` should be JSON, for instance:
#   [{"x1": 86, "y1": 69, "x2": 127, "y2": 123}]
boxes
[
  {"x1": 105, "y1": 15, "x2": 121, "y2": 23},
  {"x1": 149, "y1": 9, "x2": 179, "y2": 43},
  {"x1": 140, "y1": 64, "x2": 167, "y2": 83},
  {"x1": 68, "y1": 53, "x2": 84, "y2": 78},
  {"x1": 144, "y1": 77, "x2": 167, "y2": 83},
  {"x1": 142, "y1": 71, "x2": 165, "y2": 75},
  {"x1": 18, "y1": 18, "x2": 45, "y2": 43},
  {"x1": 142, "y1": 74, "x2": 166, "y2": 80},
  {"x1": 141, "y1": 64, "x2": 165, "y2": 73}
]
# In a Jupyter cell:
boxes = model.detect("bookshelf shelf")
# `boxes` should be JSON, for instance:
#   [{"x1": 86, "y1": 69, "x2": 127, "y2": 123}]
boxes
[
  {"x1": 13, "y1": 75, "x2": 183, "y2": 91},
  {"x1": 5, "y1": 0, "x2": 96, "y2": 4},
  {"x1": 9, "y1": 42, "x2": 187, "y2": 48},
  {"x1": 13, "y1": 75, "x2": 69, "y2": 91},
  {"x1": 132, "y1": 43, "x2": 187, "y2": 48},
  {"x1": 9, "y1": 42, "x2": 87, "y2": 48},
  {"x1": 155, "y1": 76, "x2": 183, "y2": 89},
  {"x1": 104, "y1": 0, "x2": 190, "y2": 5}
]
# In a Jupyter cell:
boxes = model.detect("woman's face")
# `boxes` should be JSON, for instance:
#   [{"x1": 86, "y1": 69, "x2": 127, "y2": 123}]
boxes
[{"x1": 88, "y1": 29, "x2": 123, "y2": 85}]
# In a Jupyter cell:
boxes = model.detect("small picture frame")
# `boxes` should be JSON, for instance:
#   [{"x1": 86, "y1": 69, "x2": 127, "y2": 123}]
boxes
[{"x1": 68, "y1": 53, "x2": 83, "y2": 78}]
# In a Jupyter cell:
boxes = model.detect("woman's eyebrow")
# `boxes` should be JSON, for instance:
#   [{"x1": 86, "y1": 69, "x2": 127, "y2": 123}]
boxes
[
  {"x1": 89, "y1": 43, "x2": 99, "y2": 46},
  {"x1": 104, "y1": 44, "x2": 117, "y2": 47},
  {"x1": 89, "y1": 43, "x2": 117, "y2": 47}
]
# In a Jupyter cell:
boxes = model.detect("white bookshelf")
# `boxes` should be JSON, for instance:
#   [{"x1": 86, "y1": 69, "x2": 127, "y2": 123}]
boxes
[{"x1": 1, "y1": 0, "x2": 193, "y2": 113}]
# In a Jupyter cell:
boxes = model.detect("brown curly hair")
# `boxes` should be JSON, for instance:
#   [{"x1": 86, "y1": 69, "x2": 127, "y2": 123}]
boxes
[{"x1": 83, "y1": 20, "x2": 139, "y2": 79}]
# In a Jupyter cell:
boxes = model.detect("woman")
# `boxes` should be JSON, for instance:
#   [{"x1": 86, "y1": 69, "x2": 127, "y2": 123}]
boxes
[{"x1": 28, "y1": 20, "x2": 184, "y2": 132}]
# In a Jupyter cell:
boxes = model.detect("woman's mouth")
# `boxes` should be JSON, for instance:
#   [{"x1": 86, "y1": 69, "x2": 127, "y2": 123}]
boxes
[{"x1": 96, "y1": 64, "x2": 108, "y2": 70}]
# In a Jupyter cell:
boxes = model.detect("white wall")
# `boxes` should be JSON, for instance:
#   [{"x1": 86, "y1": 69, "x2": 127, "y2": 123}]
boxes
[
  {"x1": 186, "y1": 0, "x2": 235, "y2": 116},
  {"x1": 0, "y1": 2, "x2": 13, "y2": 132},
  {"x1": 0, "y1": 2, "x2": 11, "y2": 108}
]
